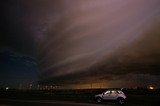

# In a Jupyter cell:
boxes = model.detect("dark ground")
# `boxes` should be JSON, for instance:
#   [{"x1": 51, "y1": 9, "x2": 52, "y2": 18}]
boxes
[{"x1": 0, "y1": 88, "x2": 160, "y2": 106}]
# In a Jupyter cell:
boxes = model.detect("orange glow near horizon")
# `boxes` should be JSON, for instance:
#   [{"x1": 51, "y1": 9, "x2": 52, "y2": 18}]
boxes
[
  {"x1": 148, "y1": 86, "x2": 154, "y2": 90},
  {"x1": 64, "y1": 83, "x2": 109, "y2": 89}
]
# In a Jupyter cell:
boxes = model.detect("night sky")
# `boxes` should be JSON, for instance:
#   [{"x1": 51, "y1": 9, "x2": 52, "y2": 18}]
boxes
[{"x1": 0, "y1": 0, "x2": 160, "y2": 89}]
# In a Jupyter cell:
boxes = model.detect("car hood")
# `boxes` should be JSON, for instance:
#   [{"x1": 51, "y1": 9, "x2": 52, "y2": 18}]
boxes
[{"x1": 95, "y1": 94, "x2": 103, "y2": 97}]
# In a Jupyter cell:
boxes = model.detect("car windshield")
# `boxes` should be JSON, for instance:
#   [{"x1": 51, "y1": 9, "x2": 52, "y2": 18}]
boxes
[{"x1": 104, "y1": 90, "x2": 110, "y2": 94}]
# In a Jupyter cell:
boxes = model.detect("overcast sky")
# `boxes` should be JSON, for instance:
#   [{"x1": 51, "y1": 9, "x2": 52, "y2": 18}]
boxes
[{"x1": 1, "y1": 0, "x2": 160, "y2": 88}]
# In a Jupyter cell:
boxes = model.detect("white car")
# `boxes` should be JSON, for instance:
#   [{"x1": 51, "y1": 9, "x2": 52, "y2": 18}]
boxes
[{"x1": 94, "y1": 90, "x2": 127, "y2": 105}]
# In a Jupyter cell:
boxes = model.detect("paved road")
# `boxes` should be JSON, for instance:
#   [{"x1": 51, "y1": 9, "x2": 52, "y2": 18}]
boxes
[
  {"x1": 0, "y1": 99, "x2": 118, "y2": 106},
  {"x1": 0, "y1": 99, "x2": 150, "y2": 106}
]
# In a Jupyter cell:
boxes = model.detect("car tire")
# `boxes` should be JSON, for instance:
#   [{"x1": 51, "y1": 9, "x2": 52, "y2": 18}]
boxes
[
  {"x1": 96, "y1": 97, "x2": 102, "y2": 103},
  {"x1": 117, "y1": 98, "x2": 125, "y2": 105}
]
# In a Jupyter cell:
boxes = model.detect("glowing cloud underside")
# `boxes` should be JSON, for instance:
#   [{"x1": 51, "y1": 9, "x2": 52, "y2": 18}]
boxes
[{"x1": 37, "y1": 0, "x2": 160, "y2": 86}]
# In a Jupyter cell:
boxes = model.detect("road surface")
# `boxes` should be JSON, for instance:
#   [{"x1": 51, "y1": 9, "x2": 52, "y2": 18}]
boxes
[
  {"x1": 0, "y1": 99, "x2": 117, "y2": 106},
  {"x1": 0, "y1": 99, "x2": 152, "y2": 106}
]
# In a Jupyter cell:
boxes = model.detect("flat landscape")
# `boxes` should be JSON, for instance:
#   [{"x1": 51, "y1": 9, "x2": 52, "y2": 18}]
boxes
[{"x1": 0, "y1": 89, "x2": 159, "y2": 106}]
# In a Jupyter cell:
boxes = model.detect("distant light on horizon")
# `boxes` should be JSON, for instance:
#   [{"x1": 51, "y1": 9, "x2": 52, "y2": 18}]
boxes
[
  {"x1": 6, "y1": 87, "x2": 9, "y2": 90},
  {"x1": 148, "y1": 86, "x2": 155, "y2": 90}
]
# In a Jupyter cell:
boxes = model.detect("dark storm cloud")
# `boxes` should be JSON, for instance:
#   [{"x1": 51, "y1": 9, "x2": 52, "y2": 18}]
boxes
[
  {"x1": 36, "y1": 0, "x2": 160, "y2": 87},
  {"x1": 1, "y1": 0, "x2": 160, "y2": 88},
  {"x1": 0, "y1": 0, "x2": 37, "y2": 56},
  {"x1": 0, "y1": 0, "x2": 40, "y2": 88},
  {"x1": 83, "y1": 20, "x2": 160, "y2": 87}
]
